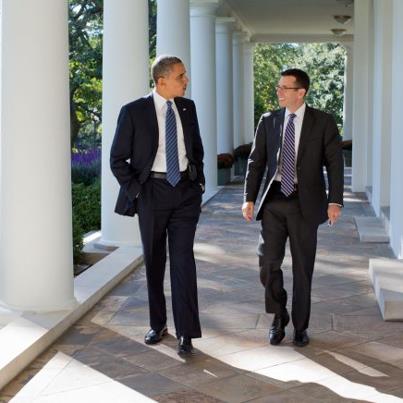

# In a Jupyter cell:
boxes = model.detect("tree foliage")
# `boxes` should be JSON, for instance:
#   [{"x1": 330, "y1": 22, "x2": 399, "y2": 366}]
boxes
[
  {"x1": 68, "y1": 0, "x2": 157, "y2": 149},
  {"x1": 69, "y1": 0, "x2": 103, "y2": 149},
  {"x1": 254, "y1": 43, "x2": 346, "y2": 133},
  {"x1": 149, "y1": 0, "x2": 157, "y2": 61},
  {"x1": 254, "y1": 43, "x2": 301, "y2": 128}
]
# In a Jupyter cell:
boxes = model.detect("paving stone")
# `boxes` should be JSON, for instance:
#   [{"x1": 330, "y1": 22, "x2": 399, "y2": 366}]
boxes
[
  {"x1": 153, "y1": 389, "x2": 225, "y2": 403},
  {"x1": 89, "y1": 330, "x2": 150, "y2": 356},
  {"x1": 158, "y1": 357, "x2": 238, "y2": 387},
  {"x1": 194, "y1": 374, "x2": 282, "y2": 403},
  {"x1": 123, "y1": 349, "x2": 183, "y2": 372},
  {"x1": 90, "y1": 356, "x2": 149, "y2": 380},
  {"x1": 119, "y1": 373, "x2": 186, "y2": 398}
]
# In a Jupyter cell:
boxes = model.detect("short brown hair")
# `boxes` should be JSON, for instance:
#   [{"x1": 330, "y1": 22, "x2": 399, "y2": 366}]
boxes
[
  {"x1": 281, "y1": 68, "x2": 310, "y2": 94},
  {"x1": 151, "y1": 55, "x2": 183, "y2": 84}
]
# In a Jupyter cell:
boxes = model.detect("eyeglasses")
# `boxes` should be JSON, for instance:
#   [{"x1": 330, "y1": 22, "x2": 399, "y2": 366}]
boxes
[{"x1": 275, "y1": 85, "x2": 301, "y2": 91}]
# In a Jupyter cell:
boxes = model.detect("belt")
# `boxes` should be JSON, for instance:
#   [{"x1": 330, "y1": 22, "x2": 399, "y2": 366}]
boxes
[{"x1": 150, "y1": 171, "x2": 188, "y2": 180}]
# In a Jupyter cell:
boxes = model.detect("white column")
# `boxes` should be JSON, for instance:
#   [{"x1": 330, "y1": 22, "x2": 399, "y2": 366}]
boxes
[
  {"x1": 157, "y1": 0, "x2": 191, "y2": 95},
  {"x1": 101, "y1": 0, "x2": 148, "y2": 245},
  {"x1": 233, "y1": 31, "x2": 246, "y2": 149},
  {"x1": 371, "y1": 0, "x2": 393, "y2": 216},
  {"x1": 390, "y1": 0, "x2": 403, "y2": 258},
  {"x1": 190, "y1": 0, "x2": 218, "y2": 197},
  {"x1": 243, "y1": 41, "x2": 255, "y2": 144},
  {"x1": 352, "y1": 0, "x2": 373, "y2": 192},
  {"x1": 0, "y1": 0, "x2": 76, "y2": 310},
  {"x1": 216, "y1": 17, "x2": 235, "y2": 154},
  {"x1": 342, "y1": 44, "x2": 354, "y2": 141}
]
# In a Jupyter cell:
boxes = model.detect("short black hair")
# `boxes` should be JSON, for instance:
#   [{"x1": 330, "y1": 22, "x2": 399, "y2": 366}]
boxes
[
  {"x1": 281, "y1": 68, "x2": 310, "y2": 94},
  {"x1": 151, "y1": 55, "x2": 183, "y2": 84}
]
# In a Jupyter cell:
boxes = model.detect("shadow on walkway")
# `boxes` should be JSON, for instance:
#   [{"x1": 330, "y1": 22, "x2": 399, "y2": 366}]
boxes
[{"x1": 2, "y1": 176, "x2": 403, "y2": 402}]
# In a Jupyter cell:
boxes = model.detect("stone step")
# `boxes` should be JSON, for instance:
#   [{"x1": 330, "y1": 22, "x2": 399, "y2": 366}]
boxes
[
  {"x1": 369, "y1": 258, "x2": 403, "y2": 321},
  {"x1": 354, "y1": 216, "x2": 389, "y2": 243}
]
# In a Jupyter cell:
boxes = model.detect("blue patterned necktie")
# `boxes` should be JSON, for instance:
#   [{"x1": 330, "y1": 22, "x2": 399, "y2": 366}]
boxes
[
  {"x1": 165, "y1": 100, "x2": 180, "y2": 187},
  {"x1": 281, "y1": 113, "x2": 296, "y2": 196}
]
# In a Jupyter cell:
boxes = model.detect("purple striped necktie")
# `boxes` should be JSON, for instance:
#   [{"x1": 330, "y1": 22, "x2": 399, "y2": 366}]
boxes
[
  {"x1": 281, "y1": 113, "x2": 296, "y2": 196},
  {"x1": 165, "y1": 101, "x2": 180, "y2": 187}
]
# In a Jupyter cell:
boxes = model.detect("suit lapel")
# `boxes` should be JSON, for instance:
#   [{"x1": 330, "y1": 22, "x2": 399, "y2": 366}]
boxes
[
  {"x1": 258, "y1": 109, "x2": 284, "y2": 207},
  {"x1": 272, "y1": 109, "x2": 285, "y2": 163},
  {"x1": 174, "y1": 97, "x2": 192, "y2": 153},
  {"x1": 297, "y1": 105, "x2": 314, "y2": 166},
  {"x1": 273, "y1": 109, "x2": 285, "y2": 137},
  {"x1": 273, "y1": 109, "x2": 285, "y2": 139},
  {"x1": 145, "y1": 93, "x2": 159, "y2": 153}
]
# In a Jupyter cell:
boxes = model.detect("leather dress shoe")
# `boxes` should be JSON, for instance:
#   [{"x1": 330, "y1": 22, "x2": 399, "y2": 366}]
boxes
[
  {"x1": 144, "y1": 326, "x2": 167, "y2": 345},
  {"x1": 293, "y1": 330, "x2": 309, "y2": 347},
  {"x1": 269, "y1": 311, "x2": 290, "y2": 345},
  {"x1": 177, "y1": 336, "x2": 193, "y2": 355}
]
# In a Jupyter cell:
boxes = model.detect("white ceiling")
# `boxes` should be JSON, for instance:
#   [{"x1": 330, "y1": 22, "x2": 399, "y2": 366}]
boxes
[{"x1": 218, "y1": 0, "x2": 354, "y2": 43}]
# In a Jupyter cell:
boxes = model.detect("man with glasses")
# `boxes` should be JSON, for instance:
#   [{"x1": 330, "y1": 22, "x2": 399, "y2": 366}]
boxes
[{"x1": 242, "y1": 69, "x2": 343, "y2": 346}]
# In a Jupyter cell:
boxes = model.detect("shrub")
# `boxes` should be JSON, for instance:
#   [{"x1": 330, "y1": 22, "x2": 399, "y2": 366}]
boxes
[
  {"x1": 72, "y1": 178, "x2": 101, "y2": 262},
  {"x1": 217, "y1": 153, "x2": 234, "y2": 169},
  {"x1": 71, "y1": 147, "x2": 101, "y2": 185},
  {"x1": 72, "y1": 211, "x2": 84, "y2": 263},
  {"x1": 233, "y1": 143, "x2": 252, "y2": 159}
]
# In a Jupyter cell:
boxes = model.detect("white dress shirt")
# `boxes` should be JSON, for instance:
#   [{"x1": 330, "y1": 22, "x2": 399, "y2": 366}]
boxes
[
  {"x1": 151, "y1": 90, "x2": 188, "y2": 172},
  {"x1": 274, "y1": 103, "x2": 306, "y2": 183}
]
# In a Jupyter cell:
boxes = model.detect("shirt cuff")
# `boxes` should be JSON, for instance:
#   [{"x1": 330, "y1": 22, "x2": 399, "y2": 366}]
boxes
[{"x1": 329, "y1": 203, "x2": 343, "y2": 208}]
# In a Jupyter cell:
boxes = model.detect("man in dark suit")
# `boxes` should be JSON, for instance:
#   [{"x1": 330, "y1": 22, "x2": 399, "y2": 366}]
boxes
[
  {"x1": 242, "y1": 69, "x2": 343, "y2": 347},
  {"x1": 110, "y1": 55, "x2": 205, "y2": 355}
]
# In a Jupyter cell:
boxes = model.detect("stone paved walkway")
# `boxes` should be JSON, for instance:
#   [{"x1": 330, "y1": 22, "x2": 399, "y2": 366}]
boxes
[{"x1": 2, "y1": 175, "x2": 403, "y2": 402}]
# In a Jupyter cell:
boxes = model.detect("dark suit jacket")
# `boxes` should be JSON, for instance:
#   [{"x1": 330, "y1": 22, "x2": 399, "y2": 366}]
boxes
[
  {"x1": 110, "y1": 93, "x2": 205, "y2": 216},
  {"x1": 244, "y1": 105, "x2": 344, "y2": 225}
]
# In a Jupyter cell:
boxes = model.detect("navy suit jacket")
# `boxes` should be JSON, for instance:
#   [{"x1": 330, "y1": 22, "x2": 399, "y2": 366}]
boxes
[
  {"x1": 244, "y1": 105, "x2": 344, "y2": 225},
  {"x1": 110, "y1": 93, "x2": 205, "y2": 216}
]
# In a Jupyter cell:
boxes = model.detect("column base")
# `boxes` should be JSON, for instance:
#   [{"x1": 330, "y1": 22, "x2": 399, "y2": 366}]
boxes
[
  {"x1": 0, "y1": 297, "x2": 79, "y2": 314},
  {"x1": 369, "y1": 258, "x2": 403, "y2": 321},
  {"x1": 202, "y1": 187, "x2": 220, "y2": 205},
  {"x1": 0, "y1": 244, "x2": 143, "y2": 389},
  {"x1": 98, "y1": 237, "x2": 141, "y2": 249}
]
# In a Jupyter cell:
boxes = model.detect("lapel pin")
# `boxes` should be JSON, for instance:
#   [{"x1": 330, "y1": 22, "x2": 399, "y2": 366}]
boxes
[{"x1": 183, "y1": 108, "x2": 187, "y2": 111}]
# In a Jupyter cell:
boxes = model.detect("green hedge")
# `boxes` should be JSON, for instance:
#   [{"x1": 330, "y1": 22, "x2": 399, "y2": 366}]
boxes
[{"x1": 72, "y1": 178, "x2": 101, "y2": 262}]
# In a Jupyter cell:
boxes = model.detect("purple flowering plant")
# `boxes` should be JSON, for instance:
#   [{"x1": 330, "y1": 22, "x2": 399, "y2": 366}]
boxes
[{"x1": 71, "y1": 147, "x2": 101, "y2": 185}]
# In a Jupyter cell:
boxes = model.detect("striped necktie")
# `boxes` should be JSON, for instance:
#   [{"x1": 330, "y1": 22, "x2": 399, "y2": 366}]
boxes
[
  {"x1": 281, "y1": 113, "x2": 296, "y2": 196},
  {"x1": 165, "y1": 100, "x2": 180, "y2": 187}
]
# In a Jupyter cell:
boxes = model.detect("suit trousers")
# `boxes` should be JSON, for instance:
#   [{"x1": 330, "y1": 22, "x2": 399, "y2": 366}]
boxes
[
  {"x1": 137, "y1": 176, "x2": 202, "y2": 338},
  {"x1": 258, "y1": 184, "x2": 318, "y2": 332}
]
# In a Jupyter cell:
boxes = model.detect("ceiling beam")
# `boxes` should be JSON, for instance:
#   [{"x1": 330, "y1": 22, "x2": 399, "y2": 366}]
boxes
[{"x1": 251, "y1": 33, "x2": 354, "y2": 43}]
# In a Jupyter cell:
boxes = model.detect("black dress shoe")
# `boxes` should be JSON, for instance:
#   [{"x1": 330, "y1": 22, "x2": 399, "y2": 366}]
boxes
[
  {"x1": 269, "y1": 311, "x2": 290, "y2": 345},
  {"x1": 177, "y1": 336, "x2": 193, "y2": 355},
  {"x1": 293, "y1": 330, "x2": 309, "y2": 347},
  {"x1": 144, "y1": 326, "x2": 168, "y2": 345}
]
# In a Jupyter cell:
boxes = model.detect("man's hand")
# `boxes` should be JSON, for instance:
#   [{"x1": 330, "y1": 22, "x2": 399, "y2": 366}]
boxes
[
  {"x1": 327, "y1": 204, "x2": 341, "y2": 226},
  {"x1": 242, "y1": 202, "x2": 254, "y2": 222}
]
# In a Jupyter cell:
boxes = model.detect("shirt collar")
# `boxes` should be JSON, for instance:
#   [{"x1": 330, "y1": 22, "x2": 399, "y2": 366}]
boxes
[
  {"x1": 153, "y1": 89, "x2": 174, "y2": 112},
  {"x1": 285, "y1": 103, "x2": 306, "y2": 120}
]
